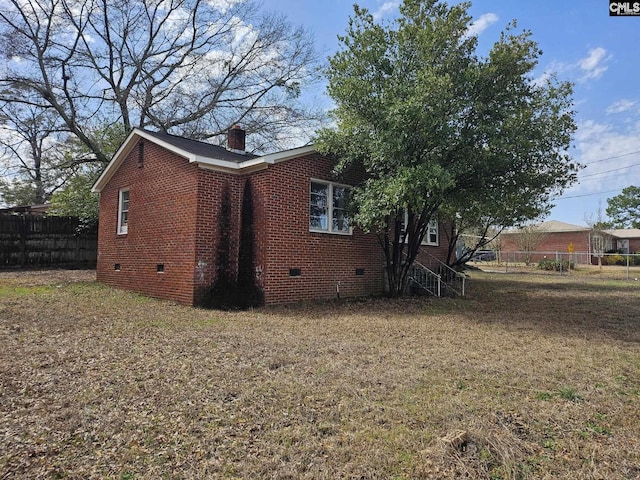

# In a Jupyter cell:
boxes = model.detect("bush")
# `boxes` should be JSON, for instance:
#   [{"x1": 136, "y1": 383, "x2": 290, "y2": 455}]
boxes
[
  {"x1": 538, "y1": 258, "x2": 574, "y2": 272},
  {"x1": 608, "y1": 254, "x2": 625, "y2": 266}
]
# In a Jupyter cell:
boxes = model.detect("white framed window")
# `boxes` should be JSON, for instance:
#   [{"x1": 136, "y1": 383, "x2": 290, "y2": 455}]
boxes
[
  {"x1": 309, "y1": 180, "x2": 352, "y2": 235},
  {"x1": 617, "y1": 239, "x2": 630, "y2": 254},
  {"x1": 425, "y1": 218, "x2": 439, "y2": 246},
  {"x1": 118, "y1": 189, "x2": 129, "y2": 234},
  {"x1": 403, "y1": 210, "x2": 438, "y2": 246}
]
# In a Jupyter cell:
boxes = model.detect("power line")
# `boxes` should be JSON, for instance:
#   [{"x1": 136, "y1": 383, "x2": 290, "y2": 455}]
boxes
[
  {"x1": 579, "y1": 173, "x2": 630, "y2": 183},
  {"x1": 579, "y1": 162, "x2": 640, "y2": 179},
  {"x1": 556, "y1": 188, "x2": 622, "y2": 200},
  {"x1": 579, "y1": 170, "x2": 640, "y2": 183},
  {"x1": 581, "y1": 149, "x2": 640, "y2": 166}
]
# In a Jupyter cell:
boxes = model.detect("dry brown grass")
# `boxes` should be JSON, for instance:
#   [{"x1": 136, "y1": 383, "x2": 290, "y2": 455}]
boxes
[{"x1": 1, "y1": 269, "x2": 639, "y2": 479}]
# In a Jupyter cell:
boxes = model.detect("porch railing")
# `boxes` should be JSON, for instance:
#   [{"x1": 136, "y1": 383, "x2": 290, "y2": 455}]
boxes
[{"x1": 407, "y1": 258, "x2": 466, "y2": 297}]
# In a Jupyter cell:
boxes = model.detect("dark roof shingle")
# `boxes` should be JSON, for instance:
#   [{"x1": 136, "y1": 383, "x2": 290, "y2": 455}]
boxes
[{"x1": 143, "y1": 130, "x2": 259, "y2": 163}]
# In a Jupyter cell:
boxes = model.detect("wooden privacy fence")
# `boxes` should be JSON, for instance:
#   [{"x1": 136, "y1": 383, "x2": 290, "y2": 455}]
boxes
[{"x1": 0, "y1": 215, "x2": 97, "y2": 269}]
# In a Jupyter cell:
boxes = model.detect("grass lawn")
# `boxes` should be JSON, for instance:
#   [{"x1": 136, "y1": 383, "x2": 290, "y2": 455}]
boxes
[{"x1": 1, "y1": 269, "x2": 639, "y2": 479}]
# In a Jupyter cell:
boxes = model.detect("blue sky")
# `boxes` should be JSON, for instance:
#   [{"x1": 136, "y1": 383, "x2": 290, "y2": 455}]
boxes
[{"x1": 261, "y1": 0, "x2": 640, "y2": 227}]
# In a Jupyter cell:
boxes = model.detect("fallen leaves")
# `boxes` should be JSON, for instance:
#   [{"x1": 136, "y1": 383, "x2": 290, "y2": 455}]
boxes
[{"x1": 1, "y1": 270, "x2": 639, "y2": 478}]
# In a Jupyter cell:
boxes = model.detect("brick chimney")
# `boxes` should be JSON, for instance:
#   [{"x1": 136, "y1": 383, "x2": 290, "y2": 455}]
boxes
[{"x1": 227, "y1": 124, "x2": 246, "y2": 153}]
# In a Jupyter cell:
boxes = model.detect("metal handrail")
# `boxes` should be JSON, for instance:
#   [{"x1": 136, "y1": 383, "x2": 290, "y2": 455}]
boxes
[
  {"x1": 408, "y1": 261, "x2": 442, "y2": 297},
  {"x1": 420, "y1": 252, "x2": 466, "y2": 296}
]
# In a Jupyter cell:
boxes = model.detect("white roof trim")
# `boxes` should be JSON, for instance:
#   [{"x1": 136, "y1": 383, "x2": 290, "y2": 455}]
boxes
[
  {"x1": 92, "y1": 129, "x2": 140, "y2": 193},
  {"x1": 92, "y1": 129, "x2": 199, "y2": 193},
  {"x1": 193, "y1": 155, "x2": 268, "y2": 171},
  {"x1": 195, "y1": 159, "x2": 267, "y2": 175},
  {"x1": 261, "y1": 145, "x2": 316, "y2": 164},
  {"x1": 92, "y1": 129, "x2": 317, "y2": 193}
]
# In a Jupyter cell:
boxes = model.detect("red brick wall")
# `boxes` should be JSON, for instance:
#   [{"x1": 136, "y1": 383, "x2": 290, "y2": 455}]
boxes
[
  {"x1": 96, "y1": 141, "x2": 200, "y2": 304},
  {"x1": 629, "y1": 239, "x2": 640, "y2": 253},
  {"x1": 193, "y1": 169, "x2": 243, "y2": 304},
  {"x1": 97, "y1": 145, "x2": 452, "y2": 306},
  {"x1": 501, "y1": 230, "x2": 592, "y2": 255},
  {"x1": 250, "y1": 154, "x2": 386, "y2": 304},
  {"x1": 500, "y1": 230, "x2": 597, "y2": 264},
  {"x1": 500, "y1": 230, "x2": 640, "y2": 263},
  {"x1": 415, "y1": 221, "x2": 452, "y2": 270}
]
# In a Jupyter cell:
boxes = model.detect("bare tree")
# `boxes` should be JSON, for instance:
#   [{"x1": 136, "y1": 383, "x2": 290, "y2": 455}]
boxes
[
  {"x1": 512, "y1": 223, "x2": 549, "y2": 265},
  {"x1": 442, "y1": 215, "x2": 505, "y2": 268},
  {"x1": 0, "y1": 0, "x2": 323, "y2": 165},
  {"x1": 0, "y1": 96, "x2": 72, "y2": 204},
  {"x1": 584, "y1": 202, "x2": 610, "y2": 268}
]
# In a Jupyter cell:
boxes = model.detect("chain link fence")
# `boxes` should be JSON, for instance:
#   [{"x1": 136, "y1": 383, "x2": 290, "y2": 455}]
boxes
[{"x1": 469, "y1": 250, "x2": 640, "y2": 280}]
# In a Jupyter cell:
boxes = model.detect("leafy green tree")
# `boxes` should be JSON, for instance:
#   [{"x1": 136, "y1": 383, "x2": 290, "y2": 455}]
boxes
[
  {"x1": 318, "y1": 0, "x2": 578, "y2": 296},
  {"x1": 0, "y1": 177, "x2": 40, "y2": 206},
  {"x1": 47, "y1": 166, "x2": 101, "y2": 226},
  {"x1": 47, "y1": 123, "x2": 127, "y2": 222},
  {"x1": 605, "y1": 186, "x2": 640, "y2": 229}
]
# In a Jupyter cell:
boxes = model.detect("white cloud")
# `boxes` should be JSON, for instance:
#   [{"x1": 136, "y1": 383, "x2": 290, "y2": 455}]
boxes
[
  {"x1": 578, "y1": 47, "x2": 609, "y2": 81},
  {"x1": 466, "y1": 13, "x2": 499, "y2": 38},
  {"x1": 541, "y1": 47, "x2": 610, "y2": 85},
  {"x1": 532, "y1": 71, "x2": 552, "y2": 88},
  {"x1": 207, "y1": 0, "x2": 243, "y2": 15},
  {"x1": 568, "y1": 119, "x2": 640, "y2": 195},
  {"x1": 532, "y1": 59, "x2": 571, "y2": 87},
  {"x1": 579, "y1": 48, "x2": 606, "y2": 70},
  {"x1": 372, "y1": 1, "x2": 401, "y2": 20},
  {"x1": 606, "y1": 99, "x2": 637, "y2": 115}
]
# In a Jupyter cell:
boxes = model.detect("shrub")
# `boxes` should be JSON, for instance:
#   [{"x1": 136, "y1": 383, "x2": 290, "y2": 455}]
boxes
[
  {"x1": 538, "y1": 258, "x2": 574, "y2": 272},
  {"x1": 538, "y1": 258, "x2": 554, "y2": 271},
  {"x1": 608, "y1": 254, "x2": 625, "y2": 266}
]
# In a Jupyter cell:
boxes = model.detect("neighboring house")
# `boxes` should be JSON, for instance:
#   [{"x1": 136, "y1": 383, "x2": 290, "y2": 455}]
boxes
[
  {"x1": 500, "y1": 220, "x2": 640, "y2": 264},
  {"x1": 0, "y1": 204, "x2": 51, "y2": 216},
  {"x1": 92, "y1": 126, "x2": 449, "y2": 306},
  {"x1": 602, "y1": 228, "x2": 640, "y2": 254}
]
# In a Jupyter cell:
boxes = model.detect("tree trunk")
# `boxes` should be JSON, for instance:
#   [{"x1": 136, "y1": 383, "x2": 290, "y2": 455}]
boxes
[
  {"x1": 382, "y1": 210, "x2": 430, "y2": 297},
  {"x1": 383, "y1": 214, "x2": 407, "y2": 297}
]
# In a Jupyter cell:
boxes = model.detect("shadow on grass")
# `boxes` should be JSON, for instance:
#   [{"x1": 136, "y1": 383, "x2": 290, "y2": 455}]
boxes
[
  {"x1": 461, "y1": 273, "x2": 640, "y2": 344},
  {"x1": 263, "y1": 273, "x2": 640, "y2": 345}
]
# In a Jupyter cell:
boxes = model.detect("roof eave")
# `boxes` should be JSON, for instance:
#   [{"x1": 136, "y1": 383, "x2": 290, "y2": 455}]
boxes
[
  {"x1": 92, "y1": 134, "x2": 316, "y2": 193},
  {"x1": 261, "y1": 144, "x2": 316, "y2": 164},
  {"x1": 194, "y1": 155, "x2": 268, "y2": 174},
  {"x1": 91, "y1": 129, "x2": 139, "y2": 193},
  {"x1": 92, "y1": 128, "x2": 199, "y2": 193}
]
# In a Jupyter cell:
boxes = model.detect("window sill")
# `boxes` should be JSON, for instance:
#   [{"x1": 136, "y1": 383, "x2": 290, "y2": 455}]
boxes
[
  {"x1": 405, "y1": 239, "x2": 438, "y2": 247},
  {"x1": 309, "y1": 228, "x2": 353, "y2": 236}
]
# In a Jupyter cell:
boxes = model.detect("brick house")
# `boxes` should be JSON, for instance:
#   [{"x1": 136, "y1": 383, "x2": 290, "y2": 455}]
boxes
[
  {"x1": 500, "y1": 220, "x2": 640, "y2": 264},
  {"x1": 92, "y1": 127, "x2": 449, "y2": 306},
  {"x1": 604, "y1": 228, "x2": 640, "y2": 255}
]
